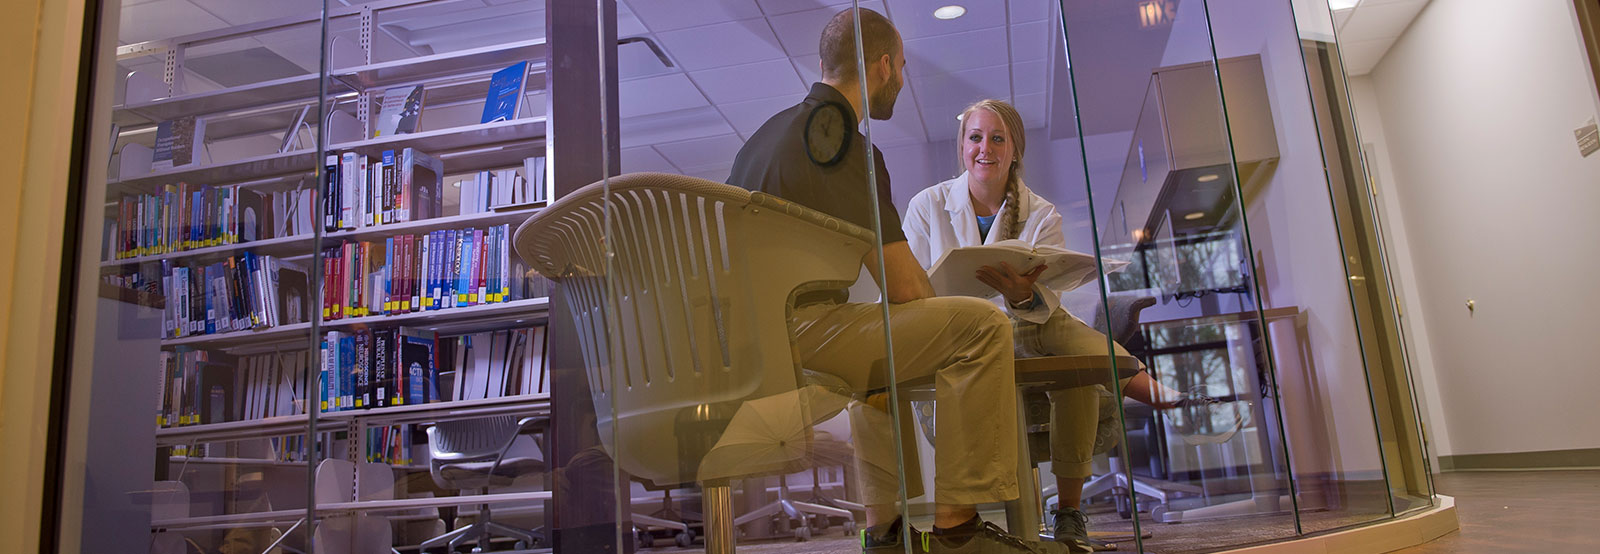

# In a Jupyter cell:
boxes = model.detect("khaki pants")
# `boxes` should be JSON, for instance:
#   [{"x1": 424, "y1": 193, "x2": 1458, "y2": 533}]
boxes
[
  {"x1": 791, "y1": 296, "x2": 1019, "y2": 506},
  {"x1": 1017, "y1": 311, "x2": 1140, "y2": 480}
]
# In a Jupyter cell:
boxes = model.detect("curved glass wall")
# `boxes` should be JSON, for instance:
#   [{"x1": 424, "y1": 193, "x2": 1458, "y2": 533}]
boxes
[{"x1": 58, "y1": 1, "x2": 1432, "y2": 553}]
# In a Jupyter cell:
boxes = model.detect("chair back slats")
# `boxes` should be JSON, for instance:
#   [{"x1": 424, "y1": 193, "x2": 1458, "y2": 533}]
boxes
[
  {"x1": 513, "y1": 173, "x2": 874, "y2": 485},
  {"x1": 430, "y1": 415, "x2": 519, "y2": 461}
]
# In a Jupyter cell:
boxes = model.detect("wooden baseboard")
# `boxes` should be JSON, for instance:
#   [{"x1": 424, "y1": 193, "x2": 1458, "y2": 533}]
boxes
[{"x1": 1438, "y1": 448, "x2": 1600, "y2": 471}]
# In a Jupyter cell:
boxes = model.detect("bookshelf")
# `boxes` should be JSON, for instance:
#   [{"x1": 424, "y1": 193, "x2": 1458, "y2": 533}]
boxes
[{"x1": 97, "y1": 1, "x2": 561, "y2": 549}]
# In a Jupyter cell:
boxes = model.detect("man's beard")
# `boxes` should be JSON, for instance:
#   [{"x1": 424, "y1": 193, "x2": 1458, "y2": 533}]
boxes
[{"x1": 868, "y1": 78, "x2": 900, "y2": 120}]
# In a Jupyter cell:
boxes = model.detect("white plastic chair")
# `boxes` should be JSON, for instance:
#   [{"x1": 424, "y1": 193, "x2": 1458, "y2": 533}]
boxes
[{"x1": 514, "y1": 172, "x2": 875, "y2": 552}]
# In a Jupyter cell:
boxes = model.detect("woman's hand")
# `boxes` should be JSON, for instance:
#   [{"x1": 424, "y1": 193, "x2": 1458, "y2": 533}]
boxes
[{"x1": 976, "y1": 261, "x2": 1046, "y2": 306}]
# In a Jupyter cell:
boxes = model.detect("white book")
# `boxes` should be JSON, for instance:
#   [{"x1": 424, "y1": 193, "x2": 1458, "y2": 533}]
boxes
[
  {"x1": 275, "y1": 353, "x2": 295, "y2": 417},
  {"x1": 485, "y1": 331, "x2": 506, "y2": 399},
  {"x1": 529, "y1": 325, "x2": 547, "y2": 395},
  {"x1": 340, "y1": 152, "x2": 357, "y2": 229},
  {"x1": 927, "y1": 240, "x2": 1129, "y2": 299},
  {"x1": 460, "y1": 176, "x2": 477, "y2": 216}
]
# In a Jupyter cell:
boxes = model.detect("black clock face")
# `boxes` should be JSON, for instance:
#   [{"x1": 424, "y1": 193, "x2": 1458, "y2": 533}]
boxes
[{"x1": 804, "y1": 102, "x2": 851, "y2": 167}]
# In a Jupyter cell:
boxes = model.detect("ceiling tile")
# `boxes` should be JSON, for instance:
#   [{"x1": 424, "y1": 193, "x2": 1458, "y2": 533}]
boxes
[
  {"x1": 882, "y1": 0, "x2": 1007, "y2": 39},
  {"x1": 619, "y1": 38, "x2": 680, "y2": 80},
  {"x1": 1009, "y1": 0, "x2": 1053, "y2": 24},
  {"x1": 1012, "y1": 93, "x2": 1046, "y2": 128},
  {"x1": 1009, "y1": 20, "x2": 1050, "y2": 62},
  {"x1": 654, "y1": 134, "x2": 748, "y2": 169},
  {"x1": 656, "y1": 19, "x2": 788, "y2": 70},
  {"x1": 755, "y1": 0, "x2": 852, "y2": 16},
  {"x1": 687, "y1": 165, "x2": 735, "y2": 183},
  {"x1": 767, "y1": 1, "x2": 886, "y2": 56},
  {"x1": 1012, "y1": 59, "x2": 1047, "y2": 95},
  {"x1": 625, "y1": 0, "x2": 765, "y2": 32},
  {"x1": 618, "y1": 73, "x2": 711, "y2": 118},
  {"x1": 1336, "y1": 36, "x2": 1395, "y2": 76},
  {"x1": 118, "y1": 0, "x2": 232, "y2": 44},
  {"x1": 618, "y1": 9, "x2": 652, "y2": 36},
  {"x1": 910, "y1": 65, "x2": 1012, "y2": 110},
  {"x1": 717, "y1": 93, "x2": 807, "y2": 136},
  {"x1": 792, "y1": 54, "x2": 823, "y2": 84},
  {"x1": 621, "y1": 146, "x2": 680, "y2": 173},
  {"x1": 866, "y1": 105, "x2": 930, "y2": 147},
  {"x1": 920, "y1": 102, "x2": 971, "y2": 141},
  {"x1": 619, "y1": 106, "x2": 736, "y2": 148},
  {"x1": 1333, "y1": 8, "x2": 1354, "y2": 31},
  {"x1": 1340, "y1": 0, "x2": 1426, "y2": 42},
  {"x1": 691, "y1": 58, "x2": 808, "y2": 104},
  {"x1": 903, "y1": 27, "x2": 1009, "y2": 77}
]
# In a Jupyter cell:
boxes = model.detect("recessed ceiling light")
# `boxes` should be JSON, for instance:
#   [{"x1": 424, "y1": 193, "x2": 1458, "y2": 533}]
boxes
[
  {"x1": 1197, "y1": 174, "x2": 1220, "y2": 182},
  {"x1": 1329, "y1": 0, "x2": 1359, "y2": 10},
  {"x1": 934, "y1": 5, "x2": 966, "y2": 20},
  {"x1": 1184, "y1": 212, "x2": 1206, "y2": 221}
]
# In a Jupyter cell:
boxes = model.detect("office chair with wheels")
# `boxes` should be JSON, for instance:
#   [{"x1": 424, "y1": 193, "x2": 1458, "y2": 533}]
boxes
[
  {"x1": 514, "y1": 173, "x2": 875, "y2": 553},
  {"x1": 420, "y1": 415, "x2": 548, "y2": 553}
]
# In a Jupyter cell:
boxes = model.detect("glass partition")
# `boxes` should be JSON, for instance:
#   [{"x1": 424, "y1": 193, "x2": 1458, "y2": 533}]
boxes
[
  {"x1": 870, "y1": 0, "x2": 1148, "y2": 549},
  {"x1": 1062, "y1": 0, "x2": 1306, "y2": 549},
  {"x1": 594, "y1": 1, "x2": 915, "y2": 551},
  {"x1": 60, "y1": 0, "x2": 1432, "y2": 553}
]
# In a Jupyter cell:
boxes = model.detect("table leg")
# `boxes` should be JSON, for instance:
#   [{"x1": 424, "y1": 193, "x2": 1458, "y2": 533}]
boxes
[{"x1": 1004, "y1": 389, "x2": 1043, "y2": 540}]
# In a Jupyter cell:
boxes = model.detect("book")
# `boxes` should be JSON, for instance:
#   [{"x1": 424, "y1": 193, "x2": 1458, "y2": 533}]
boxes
[
  {"x1": 480, "y1": 61, "x2": 529, "y2": 123},
  {"x1": 374, "y1": 85, "x2": 425, "y2": 137},
  {"x1": 398, "y1": 148, "x2": 442, "y2": 222},
  {"x1": 151, "y1": 116, "x2": 206, "y2": 170},
  {"x1": 926, "y1": 239, "x2": 1129, "y2": 299}
]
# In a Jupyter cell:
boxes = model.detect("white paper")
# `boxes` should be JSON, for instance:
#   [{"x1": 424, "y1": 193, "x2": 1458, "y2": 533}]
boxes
[{"x1": 927, "y1": 239, "x2": 1129, "y2": 299}]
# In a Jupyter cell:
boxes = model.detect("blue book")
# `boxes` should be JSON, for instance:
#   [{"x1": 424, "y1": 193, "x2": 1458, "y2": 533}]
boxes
[
  {"x1": 320, "y1": 339, "x2": 334, "y2": 412},
  {"x1": 480, "y1": 61, "x2": 528, "y2": 123}
]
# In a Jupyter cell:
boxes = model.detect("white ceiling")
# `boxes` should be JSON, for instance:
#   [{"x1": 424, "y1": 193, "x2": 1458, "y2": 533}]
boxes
[
  {"x1": 113, "y1": 0, "x2": 1061, "y2": 183},
  {"x1": 616, "y1": 0, "x2": 1059, "y2": 181},
  {"x1": 111, "y1": 0, "x2": 1430, "y2": 181},
  {"x1": 1333, "y1": 0, "x2": 1431, "y2": 75}
]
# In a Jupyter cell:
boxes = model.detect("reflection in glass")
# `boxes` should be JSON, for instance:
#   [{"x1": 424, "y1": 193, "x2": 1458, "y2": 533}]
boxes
[{"x1": 1062, "y1": 0, "x2": 1305, "y2": 549}]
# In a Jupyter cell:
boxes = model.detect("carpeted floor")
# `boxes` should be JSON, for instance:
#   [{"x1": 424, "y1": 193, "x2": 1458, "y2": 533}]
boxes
[{"x1": 640, "y1": 500, "x2": 1391, "y2": 553}]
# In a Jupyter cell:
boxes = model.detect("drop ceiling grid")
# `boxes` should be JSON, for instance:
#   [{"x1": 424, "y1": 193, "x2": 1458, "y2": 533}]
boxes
[
  {"x1": 619, "y1": 0, "x2": 1054, "y2": 162},
  {"x1": 1333, "y1": 0, "x2": 1431, "y2": 75}
]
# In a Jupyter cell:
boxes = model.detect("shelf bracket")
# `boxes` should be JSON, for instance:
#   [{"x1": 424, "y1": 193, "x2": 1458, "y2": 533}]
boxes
[{"x1": 162, "y1": 46, "x2": 186, "y2": 98}]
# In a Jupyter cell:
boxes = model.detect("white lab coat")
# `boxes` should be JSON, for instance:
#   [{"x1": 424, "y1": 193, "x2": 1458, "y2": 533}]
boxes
[{"x1": 902, "y1": 171, "x2": 1068, "y2": 325}]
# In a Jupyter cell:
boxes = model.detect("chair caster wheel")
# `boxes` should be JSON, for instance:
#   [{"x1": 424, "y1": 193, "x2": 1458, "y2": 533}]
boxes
[
  {"x1": 843, "y1": 521, "x2": 858, "y2": 536},
  {"x1": 636, "y1": 529, "x2": 654, "y2": 549},
  {"x1": 1151, "y1": 505, "x2": 1175, "y2": 523},
  {"x1": 675, "y1": 530, "x2": 695, "y2": 548},
  {"x1": 793, "y1": 525, "x2": 812, "y2": 541}
]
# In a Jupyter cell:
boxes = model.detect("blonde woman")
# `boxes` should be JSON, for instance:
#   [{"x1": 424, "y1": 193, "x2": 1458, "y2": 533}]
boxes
[{"x1": 902, "y1": 99, "x2": 1205, "y2": 553}]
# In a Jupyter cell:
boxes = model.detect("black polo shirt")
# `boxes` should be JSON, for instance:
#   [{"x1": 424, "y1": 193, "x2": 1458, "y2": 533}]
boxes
[{"x1": 727, "y1": 82, "x2": 907, "y2": 246}]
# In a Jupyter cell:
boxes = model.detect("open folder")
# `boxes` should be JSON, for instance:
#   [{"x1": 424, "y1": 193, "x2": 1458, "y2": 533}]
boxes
[{"x1": 927, "y1": 239, "x2": 1129, "y2": 298}]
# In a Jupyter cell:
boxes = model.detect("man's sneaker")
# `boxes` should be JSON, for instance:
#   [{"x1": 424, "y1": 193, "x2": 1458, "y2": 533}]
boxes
[
  {"x1": 862, "y1": 518, "x2": 927, "y2": 553},
  {"x1": 927, "y1": 519, "x2": 1067, "y2": 553},
  {"x1": 1050, "y1": 508, "x2": 1097, "y2": 553}
]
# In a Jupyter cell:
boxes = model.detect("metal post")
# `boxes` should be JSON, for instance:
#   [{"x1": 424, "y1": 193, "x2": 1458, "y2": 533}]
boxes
[
  {"x1": 703, "y1": 484, "x2": 736, "y2": 554},
  {"x1": 1005, "y1": 389, "x2": 1043, "y2": 540}
]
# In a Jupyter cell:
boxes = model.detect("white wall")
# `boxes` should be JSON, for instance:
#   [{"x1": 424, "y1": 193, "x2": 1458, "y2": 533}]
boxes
[
  {"x1": 1347, "y1": 75, "x2": 1453, "y2": 461},
  {"x1": 1362, "y1": 0, "x2": 1600, "y2": 457},
  {"x1": 1155, "y1": 0, "x2": 1391, "y2": 479}
]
